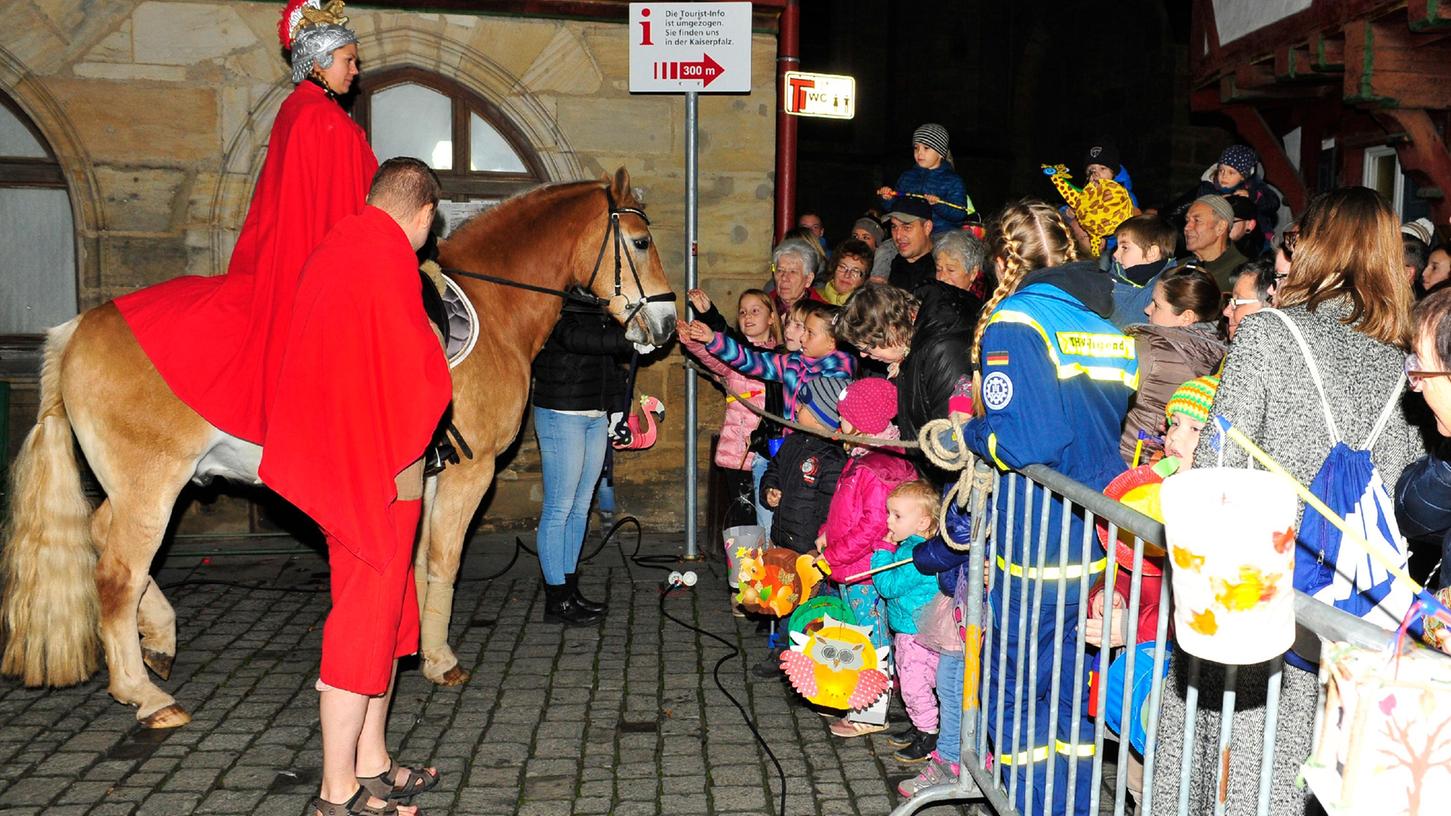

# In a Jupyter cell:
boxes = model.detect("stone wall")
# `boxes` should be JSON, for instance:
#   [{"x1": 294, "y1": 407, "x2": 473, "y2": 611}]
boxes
[{"x1": 0, "y1": 0, "x2": 781, "y2": 534}]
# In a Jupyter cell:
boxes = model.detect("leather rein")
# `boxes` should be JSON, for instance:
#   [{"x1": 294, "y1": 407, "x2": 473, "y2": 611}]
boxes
[{"x1": 442, "y1": 187, "x2": 676, "y2": 323}]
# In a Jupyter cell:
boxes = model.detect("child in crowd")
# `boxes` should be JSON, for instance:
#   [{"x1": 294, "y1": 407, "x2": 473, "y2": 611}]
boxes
[
  {"x1": 1083, "y1": 137, "x2": 1139, "y2": 210},
  {"x1": 744, "y1": 302, "x2": 813, "y2": 528},
  {"x1": 1109, "y1": 214, "x2": 1180, "y2": 328},
  {"x1": 684, "y1": 300, "x2": 856, "y2": 424},
  {"x1": 1171, "y1": 144, "x2": 1281, "y2": 246},
  {"x1": 872, "y1": 481, "x2": 944, "y2": 763},
  {"x1": 760, "y1": 377, "x2": 850, "y2": 555},
  {"x1": 1120, "y1": 269, "x2": 1226, "y2": 466},
  {"x1": 1161, "y1": 375, "x2": 1219, "y2": 472},
  {"x1": 817, "y1": 378, "x2": 919, "y2": 737},
  {"x1": 681, "y1": 288, "x2": 781, "y2": 529},
  {"x1": 877, "y1": 124, "x2": 974, "y2": 236}
]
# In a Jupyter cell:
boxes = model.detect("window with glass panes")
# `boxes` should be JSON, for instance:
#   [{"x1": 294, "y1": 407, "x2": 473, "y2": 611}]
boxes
[
  {"x1": 353, "y1": 69, "x2": 546, "y2": 235},
  {"x1": 0, "y1": 93, "x2": 76, "y2": 335}
]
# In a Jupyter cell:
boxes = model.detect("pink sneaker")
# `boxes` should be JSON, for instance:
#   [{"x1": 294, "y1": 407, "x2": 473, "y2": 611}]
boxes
[{"x1": 896, "y1": 754, "x2": 958, "y2": 798}]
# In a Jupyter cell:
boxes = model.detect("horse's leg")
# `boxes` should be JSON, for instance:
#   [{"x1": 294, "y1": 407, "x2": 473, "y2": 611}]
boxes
[
  {"x1": 136, "y1": 579, "x2": 177, "y2": 680},
  {"x1": 65, "y1": 304, "x2": 204, "y2": 727},
  {"x1": 417, "y1": 454, "x2": 495, "y2": 686}
]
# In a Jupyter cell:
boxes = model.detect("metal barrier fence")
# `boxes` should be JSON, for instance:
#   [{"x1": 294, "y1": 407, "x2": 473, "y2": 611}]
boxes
[{"x1": 890, "y1": 459, "x2": 1399, "y2": 816}]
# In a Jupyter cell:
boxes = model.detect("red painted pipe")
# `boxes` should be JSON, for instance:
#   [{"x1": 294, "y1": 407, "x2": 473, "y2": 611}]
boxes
[{"x1": 773, "y1": 0, "x2": 800, "y2": 245}]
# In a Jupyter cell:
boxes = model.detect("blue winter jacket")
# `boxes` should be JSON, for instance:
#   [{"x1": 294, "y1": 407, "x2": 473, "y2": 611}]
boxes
[
  {"x1": 872, "y1": 536, "x2": 940, "y2": 634},
  {"x1": 912, "y1": 494, "x2": 975, "y2": 595},
  {"x1": 1394, "y1": 452, "x2": 1451, "y2": 589},
  {"x1": 884, "y1": 165, "x2": 973, "y2": 234}
]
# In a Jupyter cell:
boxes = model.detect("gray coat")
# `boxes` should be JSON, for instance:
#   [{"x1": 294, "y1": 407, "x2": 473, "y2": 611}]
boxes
[{"x1": 1155, "y1": 298, "x2": 1425, "y2": 816}]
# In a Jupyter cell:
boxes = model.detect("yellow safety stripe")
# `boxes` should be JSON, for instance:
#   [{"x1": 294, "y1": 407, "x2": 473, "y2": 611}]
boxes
[
  {"x1": 998, "y1": 740, "x2": 1097, "y2": 766},
  {"x1": 987, "y1": 432, "x2": 1009, "y2": 471},
  {"x1": 986, "y1": 310, "x2": 1139, "y2": 389},
  {"x1": 994, "y1": 555, "x2": 1108, "y2": 581}
]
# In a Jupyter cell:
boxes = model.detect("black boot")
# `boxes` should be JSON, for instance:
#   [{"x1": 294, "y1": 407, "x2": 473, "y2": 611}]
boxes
[
  {"x1": 563, "y1": 573, "x2": 607, "y2": 615},
  {"x1": 543, "y1": 584, "x2": 603, "y2": 626}
]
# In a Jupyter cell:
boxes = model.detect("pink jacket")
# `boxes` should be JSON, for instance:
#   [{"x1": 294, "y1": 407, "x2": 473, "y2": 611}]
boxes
[
  {"x1": 683, "y1": 336, "x2": 766, "y2": 471},
  {"x1": 821, "y1": 452, "x2": 919, "y2": 584}
]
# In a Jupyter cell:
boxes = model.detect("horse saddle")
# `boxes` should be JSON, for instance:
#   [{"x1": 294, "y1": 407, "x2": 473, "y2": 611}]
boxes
[{"x1": 419, "y1": 267, "x2": 480, "y2": 369}]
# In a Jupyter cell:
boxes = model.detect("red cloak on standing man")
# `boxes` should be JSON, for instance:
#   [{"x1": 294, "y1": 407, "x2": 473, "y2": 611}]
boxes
[{"x1": 115, "y1": 78, "x2": 377, "y2": 444}]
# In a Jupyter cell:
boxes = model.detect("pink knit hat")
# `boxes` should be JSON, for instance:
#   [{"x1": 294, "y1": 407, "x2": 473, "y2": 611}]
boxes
[{"x1": 838, "y1": 377, "x2": 898, "y2": 434}]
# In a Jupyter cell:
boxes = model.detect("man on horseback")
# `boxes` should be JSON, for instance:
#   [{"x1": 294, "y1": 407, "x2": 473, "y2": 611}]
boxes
[{"x1": 261, "y1": 157, "x2": 450, "y2": 816}]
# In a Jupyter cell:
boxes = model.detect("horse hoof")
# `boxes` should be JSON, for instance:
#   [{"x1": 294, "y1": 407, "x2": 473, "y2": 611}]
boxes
[
  {"x1": 139, "y1": 703, "x2": 191, "y2": 729},
  {"x1": 434, "y1": 665, "x2": 470, "y2": 687},
  {"x1": 142, "y1": 649, "x2": 174, "y2": 680}
]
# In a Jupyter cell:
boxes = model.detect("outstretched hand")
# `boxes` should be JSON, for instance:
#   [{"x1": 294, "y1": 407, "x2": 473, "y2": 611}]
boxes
[
  {"x1": 686, "y1": 288, "x2": 712, "y2": 315},
  {"x1": 684, "y1": 320, "x2": 715, "y2": 344}
]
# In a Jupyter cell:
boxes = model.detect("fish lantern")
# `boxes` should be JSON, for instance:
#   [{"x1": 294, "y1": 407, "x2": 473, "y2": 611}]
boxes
[
  {"x1": 734, "y1": 547, "x2": 823, "y2": 617},
  {"x1": 780, "y1": 614, "x2": 891, "y2": 711},
  {"x1": 1159, "y1": 468, "x2": 1297, "y2": 664},
  {"x1": 786, "y1": 596, "x2": 857, "y2": 638}
]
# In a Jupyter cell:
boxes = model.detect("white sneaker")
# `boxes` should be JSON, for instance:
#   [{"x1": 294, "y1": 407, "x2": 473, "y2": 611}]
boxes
[{"x1": 897, "y1": 755, "x2": 959, "y2": 798}]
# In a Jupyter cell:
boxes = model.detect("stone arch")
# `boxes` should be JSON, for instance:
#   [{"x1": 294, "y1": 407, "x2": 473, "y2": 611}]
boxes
[
  {"x1": 207, "y1": 22, "x2": 583, "y2": 273},
  {"x1": 0, "y1": 44, "x2": 104, "y2": 305}
]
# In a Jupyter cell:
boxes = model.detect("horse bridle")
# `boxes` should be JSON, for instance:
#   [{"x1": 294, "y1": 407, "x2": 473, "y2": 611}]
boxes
[{"x1": 444, "y1": 187, "x2": 676, "y2": 324}]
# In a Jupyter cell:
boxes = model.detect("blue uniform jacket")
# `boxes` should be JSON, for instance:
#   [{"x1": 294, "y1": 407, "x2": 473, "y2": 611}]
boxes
[
  {"x1": 884, "y1": 165, "x2": 973, "y2": 234},
  {"x1": 961, "y1": 262, "x2": 1136, "y2": 588},
  {"x1": 913, "y1": 493, "x2": 975, "y2": 596}
]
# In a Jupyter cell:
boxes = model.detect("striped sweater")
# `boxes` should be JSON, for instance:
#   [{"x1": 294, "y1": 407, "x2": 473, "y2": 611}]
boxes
[{"x1": 704, "y1": 332, "x2": 856, "y2": 422}]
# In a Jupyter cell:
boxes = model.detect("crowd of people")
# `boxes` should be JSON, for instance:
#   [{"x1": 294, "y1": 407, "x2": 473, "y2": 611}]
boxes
[{"x1": 680, "y1": 124, "x2": 1451, "y2": 816}]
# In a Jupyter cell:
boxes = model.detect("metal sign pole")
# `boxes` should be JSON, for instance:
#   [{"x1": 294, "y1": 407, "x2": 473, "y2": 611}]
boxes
[{"x1": 683, "y1": 90, "x2": 700, "y2": 560}]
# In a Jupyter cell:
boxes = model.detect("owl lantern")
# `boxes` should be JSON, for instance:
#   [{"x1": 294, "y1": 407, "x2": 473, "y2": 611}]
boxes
[
  {"x1": 780, "y1": 614, "x2": 891, "y2": 711},
  {"x1": 734, "y1": 547, "x2": 823, "y2": 617}
]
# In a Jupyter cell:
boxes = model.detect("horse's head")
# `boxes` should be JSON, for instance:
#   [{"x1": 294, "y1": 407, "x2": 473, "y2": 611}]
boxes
[{"x1": 573, "y1": 168, "x2": 676, "y2": 347}]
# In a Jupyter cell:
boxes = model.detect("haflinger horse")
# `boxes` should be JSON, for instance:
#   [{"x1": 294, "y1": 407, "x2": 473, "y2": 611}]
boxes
[{"x1": 1, "y1": 168, "x2": 675, "y2": 727}]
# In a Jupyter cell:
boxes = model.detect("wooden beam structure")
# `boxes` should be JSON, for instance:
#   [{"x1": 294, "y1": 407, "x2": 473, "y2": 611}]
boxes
[{"x1": 1376, "y1": 108, "x2": 1451, "y2": 223}]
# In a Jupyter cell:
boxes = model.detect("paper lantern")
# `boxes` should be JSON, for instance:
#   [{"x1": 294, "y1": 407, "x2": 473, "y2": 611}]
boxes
[
  {"x1": 734, "y1": 547, "x2": 823, "y2": 617},
  {"x1": 1160, "y1": 468, "x2": 1297, "y2": 664},
  {"x1": 780, "y1": 614, "x2": 891, "y2": 711}
]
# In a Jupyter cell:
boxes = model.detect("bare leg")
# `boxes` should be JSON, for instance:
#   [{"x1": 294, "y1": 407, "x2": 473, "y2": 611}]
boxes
[
  {"x1": 353, "y1": 661, "x2": 437, "y2": 794},
  {"x1": 318, "y1": 680, "x2": 418, "y2": 815}
]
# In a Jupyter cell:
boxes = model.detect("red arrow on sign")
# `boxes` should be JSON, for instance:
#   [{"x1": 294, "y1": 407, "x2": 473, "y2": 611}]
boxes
[{"x1": 655, "y1": 53, "x2": 725, "y2": 87}]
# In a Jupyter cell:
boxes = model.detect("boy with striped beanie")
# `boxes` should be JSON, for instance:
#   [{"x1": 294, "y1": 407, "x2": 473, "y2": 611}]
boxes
[{"x1": 1162, "y1": 375, "x2": 1219, "y2": 469}]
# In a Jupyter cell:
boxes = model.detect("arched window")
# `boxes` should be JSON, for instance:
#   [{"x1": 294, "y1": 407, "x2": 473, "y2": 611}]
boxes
[
  {"x1": 0, "y1": 92, "x2": 75, "y2": 335},
  {"x1": 354, "y1": 69, "x2": 547, "y2": 235}
]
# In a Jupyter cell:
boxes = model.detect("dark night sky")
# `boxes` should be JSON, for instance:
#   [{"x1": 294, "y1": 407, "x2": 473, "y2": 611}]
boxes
[{"x1": 791, "y1": 0, "x2": 1209, "y2": 239}]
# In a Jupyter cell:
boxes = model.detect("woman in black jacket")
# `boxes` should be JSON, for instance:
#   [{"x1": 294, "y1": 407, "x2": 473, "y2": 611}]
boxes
[{"x1": 531, "y1": 300, "x2": 634, "y2": 625}]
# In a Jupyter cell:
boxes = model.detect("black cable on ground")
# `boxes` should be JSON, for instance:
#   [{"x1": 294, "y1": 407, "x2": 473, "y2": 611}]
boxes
[
  {"x1": 157, "y1": 578, "x2": 325, "y2": 594},
  {"x1": 658, "y1": 585, "x2": 788, "y2": 816}
]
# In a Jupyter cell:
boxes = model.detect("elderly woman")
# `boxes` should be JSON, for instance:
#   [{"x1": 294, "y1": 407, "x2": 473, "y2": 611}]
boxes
[
  {"x1": 769, "y1": 237, "x2": 826, "y2": 315},
  {"x1": 1394, "y1": 289, "x2": 1451, "y2": 616},
  {"x1": 817, "y1": 239, "x2": 873, "y2": 305},
  {"x1": 1153, "y1": 187, "x2": 1424, "y2": 816},
  {"x1": 931, "y1": 230, "x2": 989, "y2": 295}
]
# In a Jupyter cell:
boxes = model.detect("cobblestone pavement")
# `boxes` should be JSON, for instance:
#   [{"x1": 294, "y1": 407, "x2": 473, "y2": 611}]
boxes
[{"x1": 0, "y1": 527, "x2": 979, "y2": 815}]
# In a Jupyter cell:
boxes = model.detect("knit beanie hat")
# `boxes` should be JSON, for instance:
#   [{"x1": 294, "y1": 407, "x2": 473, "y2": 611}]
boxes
[
  {"x1": 852, "y1": 217, "x2": 885, "y2": 246},
  {"x1": 800, "y1": 376, "x2": 851, "y2": 429},
  {"x1": 1403, "y1": 217, "x2": 1435, "y2": 246},
  {"x1": 1083, "y1": 139, "x2": 1121, "y2": 175},
  {"x1": 912, "y1": 123, "x2": 954, "y2": 166},
  {"x1": 1192, "y1": 194, "x2": 1234, "y2": 225},
  {"x1": 1166, "y1": 375, "x2": 1220, "y2": 424},
  {"x1": 838, "y1": 377, "x2": 898, "y2": 435},
  {"x1": 1217, "y1": 145, "x2": 1258, "y2": 178}
]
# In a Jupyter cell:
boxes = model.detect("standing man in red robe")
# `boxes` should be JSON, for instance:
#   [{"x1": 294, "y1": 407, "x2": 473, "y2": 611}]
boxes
[
  {"x1": 115, "y1": 0, "x2": 377, "y2": 444},
  {"x1": 260, "y1": 157, "x2": 451, "y2": 816}
]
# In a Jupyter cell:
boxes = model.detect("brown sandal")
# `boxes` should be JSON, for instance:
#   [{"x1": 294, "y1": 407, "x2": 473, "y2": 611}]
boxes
[
  {"x1": 307, "y1": 786, "x2": 414, "y2": 816},
  {"x1": 357, "y1": 760, "x2": 440, "y2": 801}
]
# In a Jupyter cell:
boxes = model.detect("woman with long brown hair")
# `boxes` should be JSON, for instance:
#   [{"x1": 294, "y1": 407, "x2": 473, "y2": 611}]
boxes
[{"x1": 1153, "y1": 186, "x2": 1425, "y2": 816}]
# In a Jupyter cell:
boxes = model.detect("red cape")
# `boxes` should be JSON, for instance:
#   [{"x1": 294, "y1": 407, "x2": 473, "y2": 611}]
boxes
[
  {"x1": 258, "y1": 206, "x2": 451, "y2": 570},
  {"x1": 116, "y1": 81, "x2": 378, "y2": 443}
]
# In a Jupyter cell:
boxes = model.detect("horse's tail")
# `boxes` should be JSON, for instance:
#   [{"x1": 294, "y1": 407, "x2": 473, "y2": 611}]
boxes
[{"x1": 1, "y1": 317, "x2": 99, "y2": 687}]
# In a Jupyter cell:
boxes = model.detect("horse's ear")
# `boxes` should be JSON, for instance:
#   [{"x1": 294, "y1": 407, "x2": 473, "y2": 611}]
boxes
[{"x1": 610, "y1": 167, "x2": 632, "y2": 202}]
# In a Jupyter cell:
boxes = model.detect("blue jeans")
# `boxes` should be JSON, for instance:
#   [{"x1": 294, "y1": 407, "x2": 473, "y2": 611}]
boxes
[
  {"x1": 937, "y1": 651, "x2": 965, "y2": 763},
  {"x1": 751, "y1": 454, "x2": 773, "y2": 530},
  {"x1": 533, "y1": 407, "x2": 609, "y2": 586}
]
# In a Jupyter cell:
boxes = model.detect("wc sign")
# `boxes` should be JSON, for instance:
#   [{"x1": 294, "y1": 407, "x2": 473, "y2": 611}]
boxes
[
  {"x1": 629, "y1": 3, "x2": 752, "y2": 93},
  {"x1": 783, "y1": 71, "x2": 856, "y2": 119}
]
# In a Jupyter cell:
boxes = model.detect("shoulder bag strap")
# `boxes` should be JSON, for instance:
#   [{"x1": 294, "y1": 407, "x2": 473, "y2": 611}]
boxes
[
  {"x1": 1262, "y1": 308, "x2": 1341, "y2": 444},
  {"x1": 1361, "y1": 372, "x2": 1406, "y2": 450}
]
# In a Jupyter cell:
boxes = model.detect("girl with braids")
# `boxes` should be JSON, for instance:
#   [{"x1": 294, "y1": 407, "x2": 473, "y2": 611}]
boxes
[{"x1": 956, "y1": 200, "x2": 1138, "y2": 816}]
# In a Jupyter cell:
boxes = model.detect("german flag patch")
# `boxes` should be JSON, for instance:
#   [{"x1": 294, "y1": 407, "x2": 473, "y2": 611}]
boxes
[{"x1": 985, "y1": 351, "x2": 1010, "y2": 367}]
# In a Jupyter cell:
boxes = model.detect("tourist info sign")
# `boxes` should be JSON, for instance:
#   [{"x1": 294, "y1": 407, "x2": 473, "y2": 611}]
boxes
[
  {"x1": 783, "y1": 71, "x2": 856, "y2": 119},
  {"x1": 628, "y1": 3, "x2": 752, "y2": 93}
]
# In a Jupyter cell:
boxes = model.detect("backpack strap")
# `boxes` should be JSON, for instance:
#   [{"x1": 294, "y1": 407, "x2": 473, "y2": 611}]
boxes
[
  {"x1": 1262, "y1": 308, "x2": 1341, "y2": 444},
  {"x1": 1361, "y1": 373, "x2": 1406, "y2": 450}
]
